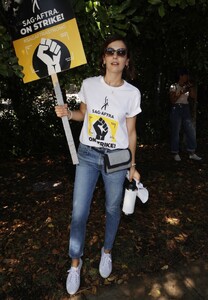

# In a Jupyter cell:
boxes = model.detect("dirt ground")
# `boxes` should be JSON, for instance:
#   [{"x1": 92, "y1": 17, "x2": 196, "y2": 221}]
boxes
[{"x1": 1, "y1": 139, "x2": 208, "y2": 299}]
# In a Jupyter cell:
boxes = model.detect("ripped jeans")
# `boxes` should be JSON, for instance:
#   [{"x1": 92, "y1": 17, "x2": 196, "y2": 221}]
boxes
[{"x1": 69, "y1": 143, "x2": 127, "y2": 259}]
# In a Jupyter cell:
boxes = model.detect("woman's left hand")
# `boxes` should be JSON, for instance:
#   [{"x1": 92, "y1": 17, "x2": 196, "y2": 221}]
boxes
[{"x1": 129, "y1": 167, "x2": 140, "y2": 182}]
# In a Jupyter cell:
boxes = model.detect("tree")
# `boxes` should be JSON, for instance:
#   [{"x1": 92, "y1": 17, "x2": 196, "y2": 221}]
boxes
[{"x1": 0, "y1": 0, "x2": 25, "y2": 78}]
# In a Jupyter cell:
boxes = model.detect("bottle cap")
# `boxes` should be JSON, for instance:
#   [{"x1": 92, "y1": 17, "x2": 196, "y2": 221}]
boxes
[{"x1": 126, "y1": 179, "x2": 137, "y2": 191}]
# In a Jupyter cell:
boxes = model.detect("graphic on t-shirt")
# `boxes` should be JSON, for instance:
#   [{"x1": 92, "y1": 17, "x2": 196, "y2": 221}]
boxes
[
  {"x1": 101, "y1": 96, "x2": 109, "y2": 110},
  {"x1": 88, "y1": 114, "x2": 118, "y2": 147},
  {"x1": 93, "y1": 118, "x2": 108, "y2": 140}
]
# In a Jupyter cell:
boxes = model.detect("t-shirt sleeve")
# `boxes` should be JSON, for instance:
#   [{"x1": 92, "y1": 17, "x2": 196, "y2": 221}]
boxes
[
  {"x1": 126, "y1": 89, "x2": 142, "y2": 118},
  {"x1": 170, "y1": 84, "x2": 177, "y2": 92}
]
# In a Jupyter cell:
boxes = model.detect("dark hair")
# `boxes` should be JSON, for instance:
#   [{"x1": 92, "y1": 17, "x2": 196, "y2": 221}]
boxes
[
  {"x1": 99, "y1": 35, "x2": 136, "y2": 81},
  {"x1": 175, "y1": 68, "x2": 189, "y2": 81}
]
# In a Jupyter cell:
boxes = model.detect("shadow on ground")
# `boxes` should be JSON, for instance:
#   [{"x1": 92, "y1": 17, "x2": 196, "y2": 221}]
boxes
[{"x1": 0, "y1": 139, "x2": 208, "y2": 299}]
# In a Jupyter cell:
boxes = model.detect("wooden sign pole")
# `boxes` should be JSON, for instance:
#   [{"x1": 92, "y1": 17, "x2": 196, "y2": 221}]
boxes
[{"x1": 51, "y1": 73, "x2": 79, "y2": 165}]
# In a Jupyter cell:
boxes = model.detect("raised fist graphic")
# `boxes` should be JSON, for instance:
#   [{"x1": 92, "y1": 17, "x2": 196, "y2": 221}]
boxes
[
  {"x1": 93, "y1": 117, "x2": 108, "y2": 140},
  {"x1": 37, "y1": 38, "x2": 61, "y2": 75}
]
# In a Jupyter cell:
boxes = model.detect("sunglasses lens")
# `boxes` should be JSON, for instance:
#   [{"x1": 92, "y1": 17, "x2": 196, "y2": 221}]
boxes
[
  {"x1": 105, "y1": 48, "x2": 115, "y2": 56},
  {"x1": 117, "y1": 49, "x2": 127, "y2": 57},
  {"x1": 105, "y1": 48, "x2": 127, "y2": 57}
]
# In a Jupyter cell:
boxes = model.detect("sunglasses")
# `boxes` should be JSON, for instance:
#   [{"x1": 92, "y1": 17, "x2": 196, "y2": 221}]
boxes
[{"x1": 104, "y1": 47, "x2": 127, "y2": 57}]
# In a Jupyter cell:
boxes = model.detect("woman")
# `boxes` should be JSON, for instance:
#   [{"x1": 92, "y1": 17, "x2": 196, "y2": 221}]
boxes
[{"x1": 55, "y1": 35, "x2": 142, "y2": 295}]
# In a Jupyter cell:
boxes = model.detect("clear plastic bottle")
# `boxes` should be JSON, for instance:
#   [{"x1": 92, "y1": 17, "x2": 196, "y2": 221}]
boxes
[{"x1": 122, "y1": 179, "x2": 138, "y2": 215}]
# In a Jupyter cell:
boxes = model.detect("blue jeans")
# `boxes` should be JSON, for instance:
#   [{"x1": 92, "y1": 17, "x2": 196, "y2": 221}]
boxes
[
  {"x1": 170, "y1": 104, "x2": 197, "y2": 153},
  {"x1": 69, "y1": 143, "x2": 127, "y2": 259}
]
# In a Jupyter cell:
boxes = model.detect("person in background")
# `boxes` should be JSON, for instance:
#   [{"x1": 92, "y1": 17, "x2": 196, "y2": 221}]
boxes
[
  {"x1": 169, "y1": 68, "x2": 202, "y2": 161},
  {"x1": 55, "y1": 35, "x2": 141, "y2": 295}
]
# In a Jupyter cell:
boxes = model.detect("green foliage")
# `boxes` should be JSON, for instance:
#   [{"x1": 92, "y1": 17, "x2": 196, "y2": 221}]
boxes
[
  {"x1": 148, "y1": 0, "x2": 162, "y2": 4},
  {"x1": 0, "y1": 25, "x2": 23, "y2": 78}
]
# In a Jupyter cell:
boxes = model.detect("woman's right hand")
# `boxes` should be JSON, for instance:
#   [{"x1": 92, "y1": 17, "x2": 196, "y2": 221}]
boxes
[
  {"x1": 55, "y1": 102, "x2": 86, "y2": 122},
  {"x1": 55, "y1": 103, "x2": 69, "y2": 118}
]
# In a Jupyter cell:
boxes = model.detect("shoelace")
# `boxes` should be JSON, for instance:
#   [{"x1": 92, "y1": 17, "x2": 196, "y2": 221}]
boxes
[
  {"x1": 67, "y1": 267, "x2": 80, "y2": 283},
  {"x1": 101, "y1": 253, "x2": 112, "y2": 267}
]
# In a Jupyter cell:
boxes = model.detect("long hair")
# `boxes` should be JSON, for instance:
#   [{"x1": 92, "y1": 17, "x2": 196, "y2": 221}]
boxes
[{"x1": 99, "y1": 35, "x2": 136, "y2": 81}]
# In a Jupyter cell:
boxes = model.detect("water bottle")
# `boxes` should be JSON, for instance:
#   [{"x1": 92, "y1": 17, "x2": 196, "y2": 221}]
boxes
[{"x1": 122, "y1": 179, "x2": 138, "y2": 215}]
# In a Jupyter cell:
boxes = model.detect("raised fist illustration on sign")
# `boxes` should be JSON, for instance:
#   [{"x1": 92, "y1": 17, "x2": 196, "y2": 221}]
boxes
[
  {"x1": 93, "y1": 117, "x2": 108, "y2": 140},
  {"x1": 37, "y1": 38, "x2": 61, "y2": 75}
]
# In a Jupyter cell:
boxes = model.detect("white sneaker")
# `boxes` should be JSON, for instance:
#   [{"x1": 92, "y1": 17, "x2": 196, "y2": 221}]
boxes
[
  {"x1": 99, "y1": 247, "x2": 112, "y2": 278},
  {"x1": 174, "y1": 154, "x2": 181, "y2": 161},
  {"x1": 66, "y1": 258, "x2": 82, "y2": 295},
  {"x1": 189, "y1": 153, "x2": 202, "y2": 161}
]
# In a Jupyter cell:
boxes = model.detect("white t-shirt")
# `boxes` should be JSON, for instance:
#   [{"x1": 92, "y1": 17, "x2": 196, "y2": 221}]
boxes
[
  {"x1": 78, "y1": 76, "x2": 141, "y2": 150},
  {"x1": 170, "y1": 83, "x2": 189, "y2": 104}
]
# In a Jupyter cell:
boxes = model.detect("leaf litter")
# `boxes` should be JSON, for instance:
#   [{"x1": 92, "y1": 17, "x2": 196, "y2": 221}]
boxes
[{"x1": 1, "y1": 140, "x2": 208, "y2": 299}]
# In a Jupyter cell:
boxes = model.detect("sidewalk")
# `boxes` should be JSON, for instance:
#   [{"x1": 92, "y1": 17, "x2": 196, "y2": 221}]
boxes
[{"x1": 76, "y1": 259, "x2": 208, "y2": 300}]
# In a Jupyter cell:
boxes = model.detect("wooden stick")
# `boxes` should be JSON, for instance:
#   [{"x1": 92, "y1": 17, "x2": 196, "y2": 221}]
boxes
[{"x1": 51, "y1": 73, "x2": 79, "y2": 165}]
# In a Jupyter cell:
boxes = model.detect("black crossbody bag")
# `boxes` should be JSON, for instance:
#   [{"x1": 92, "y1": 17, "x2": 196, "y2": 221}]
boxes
[{"x1": 104, "y1": 148, "x2": 132, "y2": 174}]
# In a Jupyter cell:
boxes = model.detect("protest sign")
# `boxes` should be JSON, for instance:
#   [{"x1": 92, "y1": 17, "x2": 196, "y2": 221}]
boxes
[
  {"x1": 10, "y1": 0, "x2": 86, "y2": 83},
  {"x1": 6, "y1": 0, "x2": 87, "y2": 164}
]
